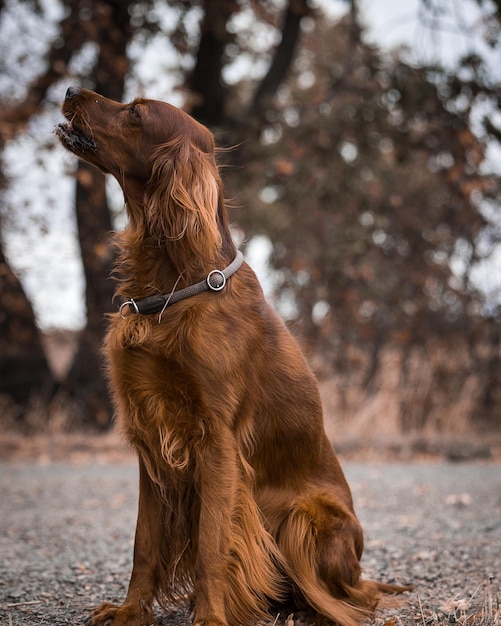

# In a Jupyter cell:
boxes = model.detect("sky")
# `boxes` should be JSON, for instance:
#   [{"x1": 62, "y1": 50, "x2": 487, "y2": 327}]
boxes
[
  {"x1": 2, "y1": 0, "x2": 500, "y2": 329},
  {"x1": 362, "y1": 0, "x2": 499, "y2": 69}
]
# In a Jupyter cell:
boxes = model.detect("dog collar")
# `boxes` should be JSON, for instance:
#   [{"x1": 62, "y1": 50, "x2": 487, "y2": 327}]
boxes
[{"x1": 120, "y1": 250, "x2": 244, "y2": 318}]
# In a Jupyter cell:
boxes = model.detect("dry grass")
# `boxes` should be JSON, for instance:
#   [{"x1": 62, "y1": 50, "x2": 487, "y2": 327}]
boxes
[
  {"x1": 256, "y1": 578, "x2": 500, "y2": 626},
  {"x1": 0, "y1": 428, "x2": 133, "y2": 464},
  {"x1": 314, "y1": 344, "x2": 499, "y2": 439},
  {"x1": 6, "y1": 331, "x2": 488, "y2": 451},
  {"x1": 367, "y1": 578, "x2": 500, "y2": 626},
  {"x1": 415, "y1": 578, "x2": 499, "y2": 626}
]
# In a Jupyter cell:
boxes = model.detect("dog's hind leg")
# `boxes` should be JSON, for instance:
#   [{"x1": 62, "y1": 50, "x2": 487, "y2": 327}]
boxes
[{"x1": 275, "y1": 490, "x2": 378, "y2": 626}]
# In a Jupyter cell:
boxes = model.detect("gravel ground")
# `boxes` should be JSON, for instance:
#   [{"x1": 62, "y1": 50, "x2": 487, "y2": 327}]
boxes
[{"x1": 0, "y1": 459, "x2": 499, "y2": 626}]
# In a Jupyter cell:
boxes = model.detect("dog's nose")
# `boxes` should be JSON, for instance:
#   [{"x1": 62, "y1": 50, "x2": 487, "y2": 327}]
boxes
[{"x1": 65, "y1": 86, "x2": 81, "y2": 100}]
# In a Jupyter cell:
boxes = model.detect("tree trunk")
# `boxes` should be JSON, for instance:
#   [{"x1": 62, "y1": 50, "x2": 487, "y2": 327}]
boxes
[
  {"x1": 479, "y1": 320, "x2": 501, "y2": 430},
  {"x1": 189, "y1": 0, "x2": 238, "y2": 125},
  {"x1": 62, "y1": 0, "x2": 132, "y2": 429},
  {"x1": 63, "y1": 162, "x2": 115, "y2": 428},
  {"x1": 0, "y1": 238, "x2": 55, "y2": 412},
  {"x1": 250, "y1": 0, "x2": 309, "y2": 117}
]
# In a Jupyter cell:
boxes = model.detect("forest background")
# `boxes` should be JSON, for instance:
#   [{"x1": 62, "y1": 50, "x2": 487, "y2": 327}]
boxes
[{"x1": 1, "y1": 0, "x2": 500, "y2": 450}]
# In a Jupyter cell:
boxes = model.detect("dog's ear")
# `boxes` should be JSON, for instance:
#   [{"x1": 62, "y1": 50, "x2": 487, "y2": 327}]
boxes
[{"x1": 145, "y1": 138, "x2": 223, "y2": 271}]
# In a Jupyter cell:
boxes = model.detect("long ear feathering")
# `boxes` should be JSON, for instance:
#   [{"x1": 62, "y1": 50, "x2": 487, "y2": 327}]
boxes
[{"x1": 145, "y1": 137, "x2": 223, "y2": 274}]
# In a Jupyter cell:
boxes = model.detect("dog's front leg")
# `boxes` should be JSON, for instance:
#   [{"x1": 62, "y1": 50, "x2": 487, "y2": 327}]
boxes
[
  {"x1": 87, "y1": 457, "x2": 160, "y2": 626},
  {"x1": 193, "y1": 427, "x2": 238, "y2": 626}
]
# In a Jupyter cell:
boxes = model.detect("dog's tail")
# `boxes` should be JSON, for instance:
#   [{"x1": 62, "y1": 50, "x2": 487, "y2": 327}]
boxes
[{"x1": 277, "y1": 505, "x2": 410, "y2": 626}]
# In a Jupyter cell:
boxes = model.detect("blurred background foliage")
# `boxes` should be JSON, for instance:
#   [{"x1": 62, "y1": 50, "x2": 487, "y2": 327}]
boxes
[{"x1": 0, "y1": 0, "x2": 500, "y2": 439}]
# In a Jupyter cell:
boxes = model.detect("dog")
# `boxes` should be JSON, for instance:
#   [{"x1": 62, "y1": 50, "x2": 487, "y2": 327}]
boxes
[{"x1": 56, "y1": 86, "x2": 410, "y2": 626}]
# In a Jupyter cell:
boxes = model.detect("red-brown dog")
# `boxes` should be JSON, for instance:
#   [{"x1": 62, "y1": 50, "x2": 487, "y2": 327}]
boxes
[{"x1": 57, "y1": 86, "x2": 410, "y2": 626}]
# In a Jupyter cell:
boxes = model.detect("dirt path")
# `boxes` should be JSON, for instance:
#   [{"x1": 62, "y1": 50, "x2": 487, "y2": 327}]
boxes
[{"x1": 0, "y1": 459, "x2": 499, "y2": 625}]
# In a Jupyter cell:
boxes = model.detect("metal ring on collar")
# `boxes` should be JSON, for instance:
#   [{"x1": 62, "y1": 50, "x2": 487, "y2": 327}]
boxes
[
  {"x1": 119, "y1": 299, "x2": 139, "y2": 319},
  {"x1": 207, "y1": 269, "x2": 226, "y2": 291}
]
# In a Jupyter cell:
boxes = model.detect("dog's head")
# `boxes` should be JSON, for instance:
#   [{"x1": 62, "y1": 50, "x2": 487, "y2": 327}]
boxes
[
  {"x1": 57, "y1": 86, "x2": 215, "y2": 179},
  {"x1": 57, "y1": 87, "x2": 227, "y2": 264}
]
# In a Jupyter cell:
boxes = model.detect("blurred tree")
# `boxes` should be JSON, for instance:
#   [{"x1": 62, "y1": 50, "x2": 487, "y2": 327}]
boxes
[
  {"x1": 189, "y1": 0, "x2": 310, "y2": 124},
  {"x1": 0, "y1": 0, "x2": 134, "y2": 428},
  {"x1": 189, "y1": 0, "x2": 238, "y2": 125},
  {"x1": 249, "y1": 0, "x2": 310, "y2": 118},
  {"x1": 0, "y1": 0, "x2": 81, "y2": 418},
  {"x1": 0, "y1": 237, "x2": 55, "y2": 415},
  {"x1": 62, "y1": 0, "x2": 133, "y2": 429},
  {"x1": 223, "y1": 8, "x2": 501, "y2": 431}
]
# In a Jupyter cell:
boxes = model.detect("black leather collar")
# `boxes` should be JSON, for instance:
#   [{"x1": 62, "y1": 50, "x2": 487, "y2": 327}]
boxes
[{"x1": 119, "y1": 250, "x2": 244, "y2": 318}]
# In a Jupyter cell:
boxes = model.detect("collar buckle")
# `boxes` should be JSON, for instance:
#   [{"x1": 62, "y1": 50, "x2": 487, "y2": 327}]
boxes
[{"x1": 120, "y1": 299, "x2": 139, "y2": 319}]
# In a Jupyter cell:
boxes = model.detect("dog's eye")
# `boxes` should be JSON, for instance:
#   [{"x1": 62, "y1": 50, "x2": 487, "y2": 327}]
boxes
[{"x1": 129, "y1": 104, "x2": 141, "y2": 119}]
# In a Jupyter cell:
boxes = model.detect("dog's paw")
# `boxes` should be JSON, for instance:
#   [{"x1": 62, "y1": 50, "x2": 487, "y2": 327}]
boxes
[{"x1": 84, "y1": 600, "x2": 156, "y2": 626}]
